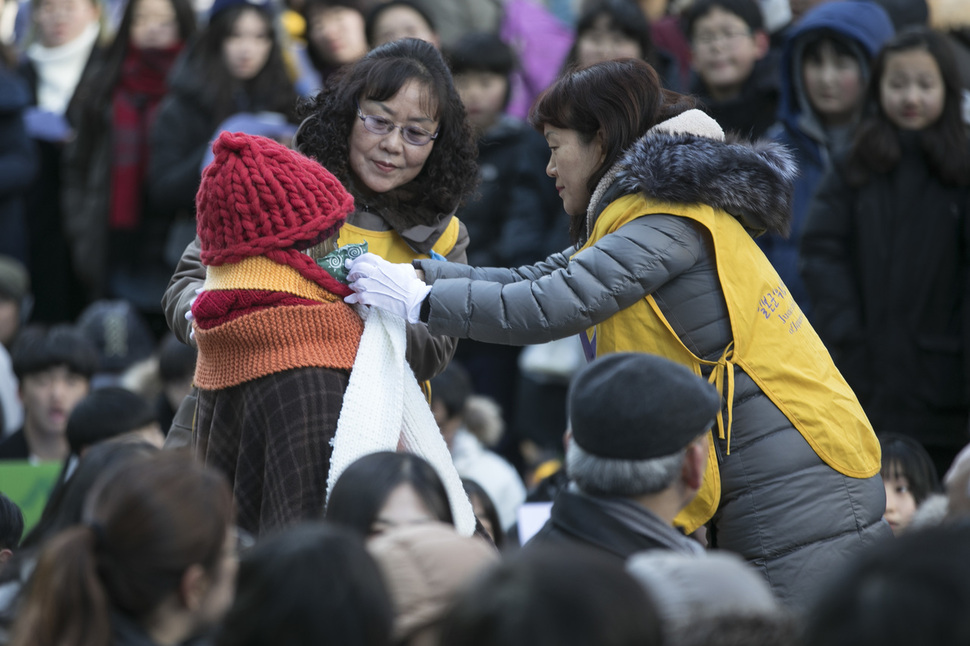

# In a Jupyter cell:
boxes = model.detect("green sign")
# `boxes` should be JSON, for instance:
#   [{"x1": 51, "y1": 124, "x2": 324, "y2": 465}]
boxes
[{"x1": 0, "y1": 460, "x2": 63, "y2": 537}]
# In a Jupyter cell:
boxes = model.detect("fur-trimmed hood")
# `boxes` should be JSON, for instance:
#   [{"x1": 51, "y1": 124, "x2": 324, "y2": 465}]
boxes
[{"x1": 587, "y1": 110, "x2": 797, "y2": 242}]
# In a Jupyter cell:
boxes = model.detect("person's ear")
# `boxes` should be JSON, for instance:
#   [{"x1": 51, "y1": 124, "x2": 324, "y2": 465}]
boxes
[
  {"x1": 594, "y1": 130, "x2": 607, "y2": 167},
  {"x1": 682, "y1": 438, "x2": 708, "y2": 491},
  {"x1": 754, "y1": 29, "x2": 770, "y2": 60},
  {"x1": 179, "y1": 564, "x2": 209, "y2": 611},
  {"x1": 0, "y1": 548, "x2": 12, "y2": 565}
]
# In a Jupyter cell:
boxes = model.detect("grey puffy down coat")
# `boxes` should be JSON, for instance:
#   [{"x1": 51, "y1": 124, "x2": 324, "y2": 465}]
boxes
[{"x1": 416, "y1": 125, "x2": 890, "y2": 610}]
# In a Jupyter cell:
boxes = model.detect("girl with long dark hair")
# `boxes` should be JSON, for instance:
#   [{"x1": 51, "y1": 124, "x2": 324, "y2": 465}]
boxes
[
  {"x1": 147, "y1": 0, "x2": 298, "y2": 238},
  {"x1": 801, "y1": 27, "x2": 970, "y2": 478},
  {"x1": 62, "y1": 0, "x2": 195, "y2": 315}
]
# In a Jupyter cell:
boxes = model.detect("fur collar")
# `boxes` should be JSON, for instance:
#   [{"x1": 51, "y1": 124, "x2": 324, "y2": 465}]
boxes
[{"x1": 586, "y1": 110, "x2": 796, "y2": 242}]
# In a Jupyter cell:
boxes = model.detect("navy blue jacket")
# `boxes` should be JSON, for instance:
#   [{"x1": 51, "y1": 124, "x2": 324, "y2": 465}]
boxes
[{"x1": 0, "y1": 70, "x2": 37, "y2": 264}]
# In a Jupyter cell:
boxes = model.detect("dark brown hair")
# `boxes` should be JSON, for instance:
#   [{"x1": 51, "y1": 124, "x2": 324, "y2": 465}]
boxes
[
  {"x1": 325, "y1": 451, "x2": 453, "y2": 536},
  {"x1": 9, "y1": 451, "x2": 233, "y2": 646},
  {"x1": 192, "y1": 4, "x2": 298, "y2": 124},
  {"x1": 531, "y1": 58, "x2": 696, "y2": 242},
  {"x1": 296, "y1": 37, "x2": 478, "y2": 218},
  {"x1": 70, "y1": 0, "x2": 196, "y2": 132},
  {"x1": 845, "y1": 27, "x2": 970, "y2": 187},
  {"x1": 560, "y1": 0, "x2": 655, "y2": 73}
]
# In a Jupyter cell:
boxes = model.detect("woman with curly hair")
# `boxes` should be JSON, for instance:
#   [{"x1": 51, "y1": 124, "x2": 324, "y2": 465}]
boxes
[
  {"x1": 294, "y1": 41, "x2": 478, "y2": 341},
  {"x1": 161, "y1": 37, "x2": 477, "y2": 446}
]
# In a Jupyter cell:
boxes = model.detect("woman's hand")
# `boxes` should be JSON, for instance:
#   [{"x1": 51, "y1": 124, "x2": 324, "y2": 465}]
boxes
[{"x1": 344, "y1": 253, "x2": 431, "y2": 323}]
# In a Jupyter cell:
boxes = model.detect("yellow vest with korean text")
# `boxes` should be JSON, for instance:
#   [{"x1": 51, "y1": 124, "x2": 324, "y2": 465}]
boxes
[{"x1": 576, "y1": 194, "x2": 881, "y2": 533}]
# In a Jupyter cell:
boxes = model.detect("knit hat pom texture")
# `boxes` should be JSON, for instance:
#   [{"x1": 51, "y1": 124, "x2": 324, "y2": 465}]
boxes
[{"x1": 197, "y1": 132, "x2": 354, "y2": 267}]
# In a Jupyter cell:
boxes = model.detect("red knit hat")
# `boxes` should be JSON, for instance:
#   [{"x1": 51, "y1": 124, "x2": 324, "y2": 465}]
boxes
[{"x1": 196, "y1": 131, "x2": 354, "y2": 296}]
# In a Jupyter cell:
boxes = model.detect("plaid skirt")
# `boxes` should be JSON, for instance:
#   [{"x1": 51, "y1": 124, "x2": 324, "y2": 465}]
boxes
[{"x1": 194, "y1": 367, "x2": 349, "y2": 536}]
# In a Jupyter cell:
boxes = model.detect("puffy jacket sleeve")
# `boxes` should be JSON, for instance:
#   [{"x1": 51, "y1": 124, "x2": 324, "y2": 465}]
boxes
[
  {"x1": 417, "y1": 214, "x2": 703, "y2": 345},
  {"x1": 162, "y1": 237, "x2": 204, "y2": 347}
]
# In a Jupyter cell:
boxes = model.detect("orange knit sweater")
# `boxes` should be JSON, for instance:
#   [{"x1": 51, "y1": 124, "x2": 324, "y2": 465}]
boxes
[{"x1": 193, "y1": 259, "x2": 364, "y2": 390}]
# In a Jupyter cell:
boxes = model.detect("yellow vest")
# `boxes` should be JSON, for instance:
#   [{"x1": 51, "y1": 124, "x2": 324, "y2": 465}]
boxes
[
  {"x1": 337, "y1": 217, "x2": 461, "y2": 263},
  {"x1": 338, "y1": 216, "x2": 461, "y2": 401},
  {"x1": 577, "y1": 194, "x2": 881, "y2": 533}
]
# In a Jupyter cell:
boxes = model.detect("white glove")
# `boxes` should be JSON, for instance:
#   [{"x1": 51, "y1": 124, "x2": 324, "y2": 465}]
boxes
[{"x1": 344, "y1": 253, "x2": 431, "y2": 324}]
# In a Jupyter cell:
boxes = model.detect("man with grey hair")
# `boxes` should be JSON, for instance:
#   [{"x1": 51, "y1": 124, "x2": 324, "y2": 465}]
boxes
[{"x1": 525, "y1": 352, "x2": 721, "y2": 559}]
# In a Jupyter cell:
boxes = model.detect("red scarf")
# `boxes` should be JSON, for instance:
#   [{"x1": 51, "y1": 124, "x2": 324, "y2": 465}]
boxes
[
  {"x1": 192, "y1": 289, "x2": 322, "y2": 329},
  {"x1": 108, "y1": 43, "x2": 182, "y2": 230}
]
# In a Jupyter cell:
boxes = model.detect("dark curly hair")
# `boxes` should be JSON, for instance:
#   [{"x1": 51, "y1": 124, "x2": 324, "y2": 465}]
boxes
[{"x1": 296, "y1": 38, "x2": 478, "y2": 220}]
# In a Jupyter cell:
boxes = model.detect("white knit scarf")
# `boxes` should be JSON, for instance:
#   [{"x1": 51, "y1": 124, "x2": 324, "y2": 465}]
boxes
[
  {"x1": 327, "y1": 307, "x2": 477, "y2": 536},
  {"x1": 27, "y1": 20, "x2": 99, "y2": 114}
]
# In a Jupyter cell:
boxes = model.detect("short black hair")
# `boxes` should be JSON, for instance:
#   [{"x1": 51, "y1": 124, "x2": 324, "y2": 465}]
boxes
[
  {"x1": 439, "y1": 544, "x2": 664, "y2": 646},
  {"x1": 0, "y1": 492, "x2": 24, "y2": 551},
  {"x1": 562, "y1": 0, "x2": 654, "y2": 71},
  {"x1": 66, "y1": 387, "x2": 158, "y2": 455},
  {"x1": 682, "y1": 0, "x2": 764, "y2": 40},
  {"x1": 804, "y1": 524, "x2": 970, "y2": 646},
  {"x1": 879, "y1": 433, "x2": 941, "y2": 506},
  {"x1": 11, "y1": 324, "x2": 99, "y2": 381},
  {"x1": 364, "y1": 0, "x2": 436, "y2": 48},
  {"x1": 216, "y1": 522, "x2": 393, "y2": 646},
  {"x1": 801, "y1": 32, "x2": 858, "y2": 63},
  {"x1": 157, "y1": 332, "x2": 197, "y2": 383},
  {"x1": 326, "y1": 452, "x2": 453, "y2": 536},
  {"x1": 461, "y1": 478, "x2": 503, "y2": 548},
  {"x1": 429, "y1": 361, "x2": 472, "y2": 420},
  {"x1": 446, "y1": 32, "x2": 516, "y2": 78}
]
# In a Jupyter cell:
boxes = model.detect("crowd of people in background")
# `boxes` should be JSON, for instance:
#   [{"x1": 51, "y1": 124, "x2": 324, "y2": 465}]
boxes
[{"x1": 0, "y1": 0, "x2": 969, "y2": 643}]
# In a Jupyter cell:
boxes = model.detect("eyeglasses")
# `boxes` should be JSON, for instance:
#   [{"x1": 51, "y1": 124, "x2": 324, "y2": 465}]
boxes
[
  {"x1": 356, "y1": 104, "x2": 439, "y2": 146},
  {"x1": 693, "y1": 29, "x2": 752, "y2": 47}
]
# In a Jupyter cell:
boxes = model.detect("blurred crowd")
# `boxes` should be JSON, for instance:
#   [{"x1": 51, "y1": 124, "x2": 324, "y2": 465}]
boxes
[{"x1": 0, "y1": 0, "x2": 969, "y2": 644}]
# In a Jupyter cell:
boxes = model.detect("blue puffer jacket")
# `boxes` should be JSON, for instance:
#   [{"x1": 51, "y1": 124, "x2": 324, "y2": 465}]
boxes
[{"x1": 758, "y1": 1, "x2": 893, "y2": 319}]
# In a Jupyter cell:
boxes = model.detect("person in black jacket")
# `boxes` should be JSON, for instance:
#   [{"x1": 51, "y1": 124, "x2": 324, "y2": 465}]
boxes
[
  {"x1": 0, "y1": 50, "x2": 37, "y2": 266},
  {"x1": 683, "y1": 0, "x2": 780, "y2": 139},
  {"x1": 18, "y1": 0, "x2": 106, "y2": 322},
  {"x1": 446, "y1": 33, "x2": 567, "y2": 450},
  {"x1": 801, "y1": 28, "x2": 970, "y2": 479},
  {"x1": 62, "y1": 0, "x2": 195, "y2": 319},
  {"x1": 146, "y1": 0, "x2": 298, "y2": 252},
  {"x1": 0, "y1": 324, "x2": 97, "y2": 462}
]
